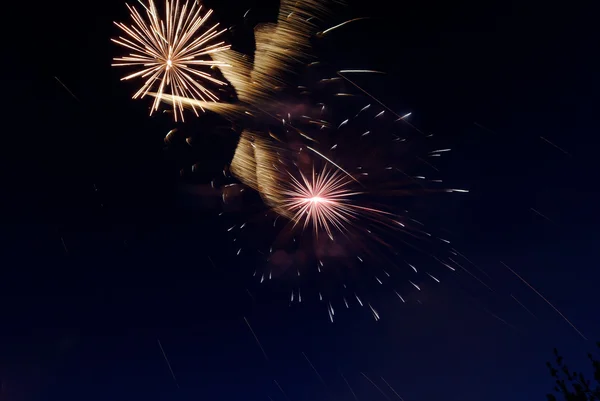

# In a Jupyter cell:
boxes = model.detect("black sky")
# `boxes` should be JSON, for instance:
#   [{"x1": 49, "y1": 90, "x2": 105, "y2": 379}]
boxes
[{"x1": 2, "y1": 0, "x2": 600, "y2": 400}]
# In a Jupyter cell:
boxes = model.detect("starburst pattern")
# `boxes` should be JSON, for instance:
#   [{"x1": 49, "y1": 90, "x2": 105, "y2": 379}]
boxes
[
  {"x1": 112, "y1": 0, "x2": 231, "y2": 121},
  {"x1": 282, "y1": 166, "x2": 359, "y2": 240},
  {"x1": 281, "y1": 166, "x2": 395, "y2": 241}
]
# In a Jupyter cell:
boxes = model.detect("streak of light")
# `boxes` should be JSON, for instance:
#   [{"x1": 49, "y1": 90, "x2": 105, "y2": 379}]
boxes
[
  {"x1": 394, "y1": 112, "x2": 411, "y2": 121},
  {"x1": 500, "y1": 261, "x2": 587, "y2": 340},
  {"x1": 157, "y1": 339, "x2": 180, "y2": 389},
  {"x1": 530, "y1": 208, "x2": 554, "y2": 223},
  {"x1": 510, "y1": 294, "x2": 538, "y2": 319},
  {"x1": 427, "y1": 273, "x2": 440, "y2": 283},
  {"x1": 339, "y1": 70, "x2": 385, "y2": 74},
  {"x1": 409, "y1": 281, "x2": 420, "y2": 291},
  {"x1": 243, "y1": 8, "x2": 251, "y2": 17},
  {"x1": 207, "y1": 255, "x2": 217, "y2": 269},
  {"x1": 341, "y1": 372, "x2": 360, "y2": 401},
  {"x1": 368, "y1": 304, "x2": 380, "y2": 321},
  {"x1": 338, "y1": 119, "x2": 349, "y2": 129},
  {"x1": 306, "y1": 146, "x2": 360, "y2": 184},
  {"x1": 540, "y1": 136, "x2": 572, "y2": 157},
  {"x1": 473, "y1": 121, "x2": 496, "y2": 134},
  {"x1": 448, "y1": 257, "x2": 493, "y2": 291},
  {"x1": 54, "y1": 76, "x2": 80, "y2": 101},
  {"x1": 319, "y1": 17, "x2": 371, "y2": 35},
  {"x1": 337, "y1": 71, "x2": 427, "y2": 135},
  {"x1": 243, "y1": 317, "x2": 270, "y2": 360},
  {"x1": 60, "y1": 237, "x2": 69, "y2": 255},
  {"x1": 451, "y1": 248, "x2": 491, "y2": 278},
  {"x1": 381, "y1": 377, "x2": 405, "y2": 401},
  {"x1": 274, "y1": 380, "x2": 291, "y2": 401},
  {"x1": 394, "y1": 291, "x2": 405, "y2": 303},
  {"x1": 355, "y1": 293, "x2": 363, "y2": 306},
  {"x1": 361, "y1": 373, "x2": 389, "y2": 400},
  {"x1": 302, "y1": 352, "x2": 327, "y2": 386},
  {"x1": 355, "y1": 104, "x2": 371, "y2": 117}
]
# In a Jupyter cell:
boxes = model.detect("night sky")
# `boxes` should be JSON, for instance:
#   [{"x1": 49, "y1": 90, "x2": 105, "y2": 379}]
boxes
[{"x1": 3, "y1": 0, "x2": 599, "y2": 400}]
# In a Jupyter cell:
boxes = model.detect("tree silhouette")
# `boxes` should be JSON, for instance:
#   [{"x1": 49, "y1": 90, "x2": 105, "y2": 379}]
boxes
[{"x1": 547, "y1": 342, "x2": 600, "y2": 401}]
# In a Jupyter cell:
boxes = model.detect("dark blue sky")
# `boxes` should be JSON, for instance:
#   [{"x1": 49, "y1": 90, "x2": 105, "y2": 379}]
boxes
[{"x1": 3, "y1": 0, "x2": 599, "y2": 400}]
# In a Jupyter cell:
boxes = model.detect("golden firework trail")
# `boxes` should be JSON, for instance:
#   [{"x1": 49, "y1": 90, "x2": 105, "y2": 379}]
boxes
[{"x1": 111, "y1": 0, "x2": 231, "y2": 121}]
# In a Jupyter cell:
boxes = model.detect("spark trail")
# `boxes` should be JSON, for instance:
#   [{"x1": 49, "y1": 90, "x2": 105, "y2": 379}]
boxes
[
  {"x1": 157, "y1": 339, "x2": 180, "y2": 389},
  {"x1": 501, "y1": 261, "x2": 587, "y2": 340}
]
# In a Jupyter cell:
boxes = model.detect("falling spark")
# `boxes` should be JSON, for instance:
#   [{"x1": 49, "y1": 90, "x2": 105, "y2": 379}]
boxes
[
  {"x1": 409, "y1": 281, "x2": 420, "y2": 291},
  {"x1": 394, "y1": 112, "x2": 412, "y2": 121},
  {"x1": 341, "y1": 372, "x2": 360, "y2": 401},
  {"x1": 530, "y1": 208, "x2": 554, "y2": 223},
  {"x1": 306, "y1": 146, "x2": 360, "y2": 184},
  {"x1": 394, "y1": 291, "x2": 405, "y2": 303},
  {"x1": 381, "y1": 377, "x2": 405, "y2": 401},
  {"x1": 449, "y1": 257, "x2": 492, "y2": 291},
  {"x1": 427, "y1": 273, "x2": 440, "y2": 283},
  {"x1": 157, "y1": 339, "x2": 180, "y2": 389},
  {"x1": 54, "y1": 76, "x2": 80, "y2": 101},
  {"x1": 274, "y1": 380, "x2": 291, "y2": 401},
  {"x1": 540, "y1": 136, "x2": 572, "y2": 157},
  {"x1": 355, "y1": 293, "x2": 363, "y2": 306},
  {"x1": 375, "y1": 111, "x2": 385, "y2": 118},
  {"x1": 302, "y1": 352, "x2": 327, "y2": 386},
  {"x1": 500, "y1": 262, "x2": 587, "y2": 340},
  {"x1": 338, "y1": 119, "x2": 349, "y2": 129},
  {"x1": 510, "y1": 294, "x2": 538, "y2": 319},
  {"x1": 368, "y1": 304, "x2": 380, "y2": 321},
  {"x1": 243, "y1": 317, "x2": 270, "y2": 360},
  {"x1": 111, "y1": 0, "x2": 231, "y2": 121},
  {"x1": 60, "y1": 237, "x2": 69, "y2": 255},
  {"x1": 355, "y1": 104, "x2": 371, "y2": 116},
  {"x1": 361, "y1": 373, "x2": 389, "y2": 400},
  {"x1": 319, "y1": 17, "x2": 371, "y2": 36}
]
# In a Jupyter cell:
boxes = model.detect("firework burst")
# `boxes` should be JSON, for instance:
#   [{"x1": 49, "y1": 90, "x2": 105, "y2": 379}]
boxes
[
  {"x1": 112, "y1": 0, "x2": 231, "y2": 121},
  {"x1": 153, "y1": 0, "x2": 474, "y2": 319}
]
